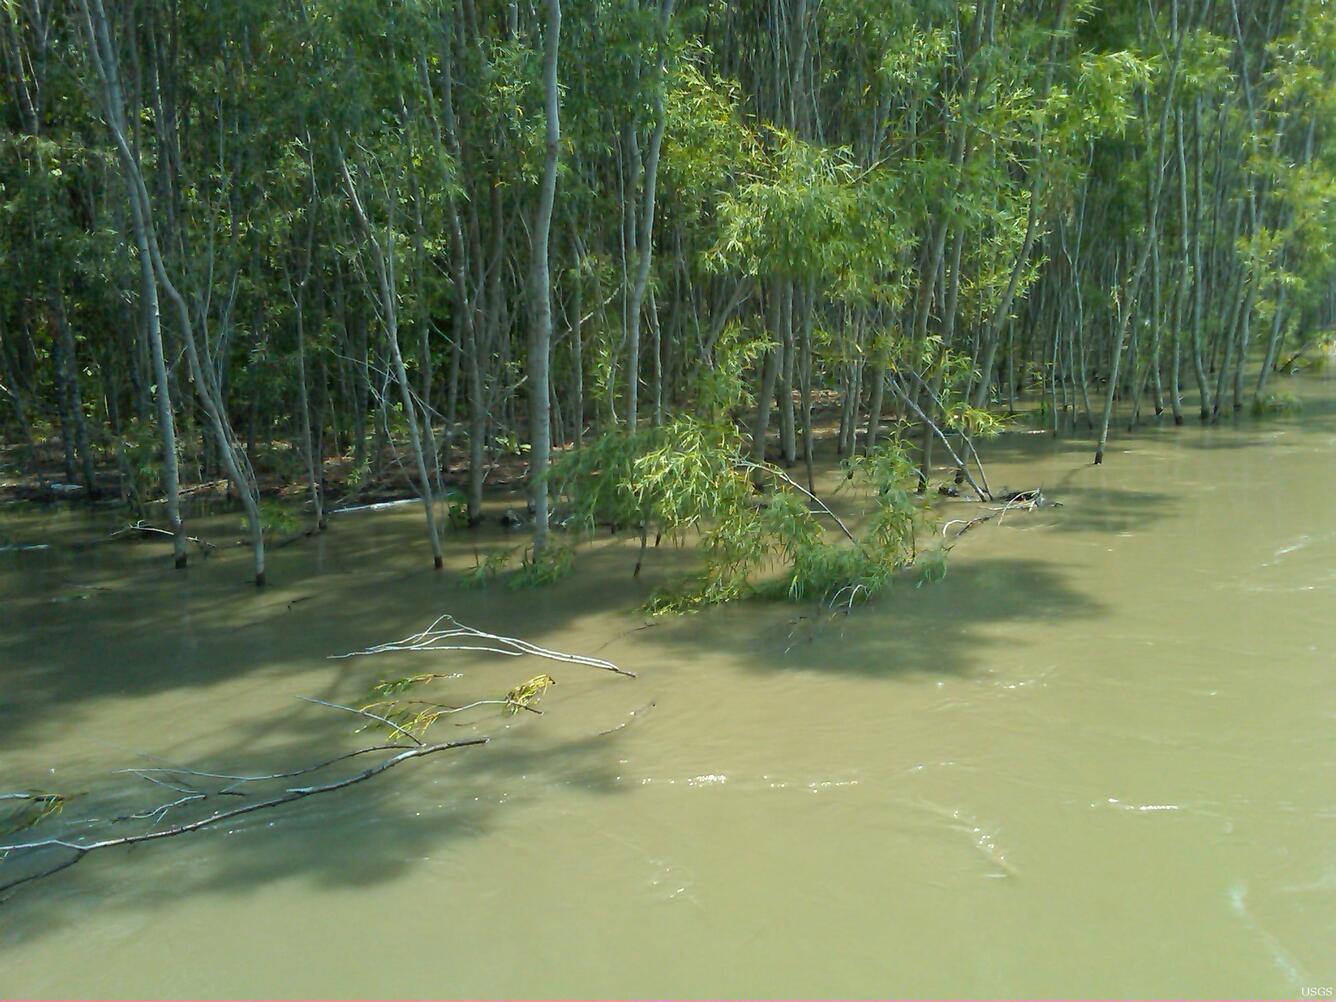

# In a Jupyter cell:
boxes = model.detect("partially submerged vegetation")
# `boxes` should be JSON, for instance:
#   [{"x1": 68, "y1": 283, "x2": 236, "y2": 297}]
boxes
[{"x1": 546, "y1": 328, "x2": 962, "y2": 611}]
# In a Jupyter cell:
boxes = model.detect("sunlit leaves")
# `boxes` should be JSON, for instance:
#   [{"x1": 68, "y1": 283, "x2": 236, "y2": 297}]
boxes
[
  {"x1": 504, "y1": 674, "x2": 556, "y2": 715},
  {"x1": 710, "y1": 132, "x2": 907, "y2": 301}
]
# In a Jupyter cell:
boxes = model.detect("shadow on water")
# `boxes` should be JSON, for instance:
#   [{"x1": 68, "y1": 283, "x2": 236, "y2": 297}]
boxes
[
  {"x1": 4, "y1": 373, "x2": 1335, "y2": 992},
  {"x1": 0, "y1": 410, "x2": 1149, "y2": 943},
  {"x1": 647, "y1": 556, "x2": 1106, "y2": 683},
  {"x1": 0, "y1": 693, "x2": 640, "y2": 948},
  {"x1": 0, "y1": 536, "x2": 1108, "y2": 947},
  {"x1": 0, "y1": 528, "x2": 638, "y2": 740},
  {"x1": 0, "y1": 799, "x2": 580, "y2": 956},
  {"x1": 0, "y1": 460, "x2": 1139, "y2": 745},
  {"x1": 1024, "y1": 485, "x2": 1178, "y2": 535}
]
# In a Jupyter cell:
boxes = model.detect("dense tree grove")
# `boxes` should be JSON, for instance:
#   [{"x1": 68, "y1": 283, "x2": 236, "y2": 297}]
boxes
[{"x1": 2, "y1": 0, "x2": 1335, "y2": 595}]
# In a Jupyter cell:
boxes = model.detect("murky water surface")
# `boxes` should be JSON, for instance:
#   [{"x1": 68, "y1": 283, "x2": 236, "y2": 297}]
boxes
[{"x1": 2, "y1": 382, "x2": 1334, "y2": 998}]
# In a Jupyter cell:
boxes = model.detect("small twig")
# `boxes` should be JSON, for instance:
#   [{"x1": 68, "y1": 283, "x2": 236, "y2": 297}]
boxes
[
  {"x1": 113, "y1": 744, "x2": 414, "y2": 786},
  {"x1": 126, "y1": 793, "x2": 205, "y2": 823},
  {"x1": 394, "y1": 697, "x2": 535, "y2": 716},
  {"x1": 828, "y1": 582, "x2": 869, "y2": 614},
  {"x1": 591, "y1": 622, "x2": 657, "y2": 655},
  {"x1": 297, "y1": 696, "x2": 425, "y2": 746},
  {"x1": 272, "y1": 528, "x2": 318, "y2": 550},
  {"x1": 126, "y1": 771, "x2": 200, "y2": 796},
  {"x1": 596, "y1": 700, "x2": 657, "y2": 737},
  {"x1": 942, "y1": 489, "x2": 1049, "y2": 538}
]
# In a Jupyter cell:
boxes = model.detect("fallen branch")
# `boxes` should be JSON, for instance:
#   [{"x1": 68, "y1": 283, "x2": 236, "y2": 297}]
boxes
[
  {"x1": 887, "y1": 379, "x2": 992, "y2": 501},
  {"x1": 112, "y1": 743, "x2": 411, "y2": 789},
  {"x1": 0, "y1": 738, "x2": 486, "y2": 896},
  {"x1": 109, "y1": 520, "x2": 216, "y2": 554},
  {"x1": 941, "y1": 489, "x2": 1056, "y2": 538},
  {"x1": 297, "y1": 696, "x2": 426, "y2": 745},
  {"x1": 329, "y1": 614, "x2": 637, "y2": 678},
  {"x1": 328, "y1": 497, "x2": 419, "y2": 516},
  {"x1": 596, "y1": 700, "x2": 656, "y2": 737},
  {"x1": 1278, "y1": 335, "x2": 1333, "y2": 373},
  {"x1": 1, "y1": 621, "x2": 637, "y2": 897},
  {"x1": 272, "y1": 527, "x2": 319, "y2": 550}
]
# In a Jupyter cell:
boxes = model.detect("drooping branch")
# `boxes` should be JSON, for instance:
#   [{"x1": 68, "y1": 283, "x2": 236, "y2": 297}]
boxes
[
  {"x1": 296, "y1": 696, "x2": 426, "y2": 746},
  {"x1": 887, "y1": 378, "x2": 993, "y2": 501},
  {"x1": 112, "y1": 743, "x2": 413, "y2": 788},
  {"x1": 736, "y1": 458, "x2": 862, "y2": 550}
]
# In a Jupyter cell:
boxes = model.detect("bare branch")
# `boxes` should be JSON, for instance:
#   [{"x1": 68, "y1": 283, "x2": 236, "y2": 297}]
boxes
[
  {"x1": 297, "y1": 696, "x2": 424, "y2": 746},
  {"x1": 329, "y1": 614, "x2": 636, "y2": 678},
  {"x1": 0, "y1": 738, "x2": 488, "y2": 896},
  {"x1": 112, "y1": 744, "x2": 414, "y2": 786},
  {"x1": 108, "y1": 521, "x2": 217, "y2": 554}
]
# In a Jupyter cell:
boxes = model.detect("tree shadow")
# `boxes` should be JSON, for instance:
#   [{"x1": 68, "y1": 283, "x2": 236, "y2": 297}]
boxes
[
  {"x1": 0, "y1": 513, "x2": 659, "y2": 747},
  {"x1": 0, "y1": 516, "x2": 666, "y2": 946},
  {"x1": 0, "y1": 455, "x2": 1133, "y2": 749},
  {"x1": 0, "y1": 688, "x2": 640, "y2": 948},
  {"x1": 0, "y1": 548, "x2": 1102, "y2": 950},
  {"x1": 1012, "y1": 484, "x2": 1179, "y2": 535},
  {"x1": 639, "y1": 555, "x2": 1105, "y2": 684}
]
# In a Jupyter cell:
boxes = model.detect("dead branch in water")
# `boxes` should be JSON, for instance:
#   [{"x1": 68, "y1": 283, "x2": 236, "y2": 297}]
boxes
[
  {"x1": 1, "y1": 620, "x2": 637, "y2": 898},
  {"x1": 109, "y1": 520, "x2": 217, "y2": 555},
  {"x1": 0, "y1": 737, "x2": 487, "y2": 896},
  {"x1": 272, "y1": 527, "x2": 319, "y2": 549},
  {"x1": 596, "y1": 700, "x2": 657, "y2": 736},
  {"x1": 941, "y1": 489, "x2": 1058, "y2": 538},
  {"x1": 296, "y1": 696, "x2": 427, "y2": 745},
  {"x1": 329, "y1": 613, "x2": 637, "y2": 678}
]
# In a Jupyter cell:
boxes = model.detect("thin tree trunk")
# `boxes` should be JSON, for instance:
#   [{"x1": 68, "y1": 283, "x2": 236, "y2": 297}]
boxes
[
  {"x1": 527, "y1": 0, "x2": 561, "y2": 557},
  {"x1": 340, "y1": 152, "x2": 443, "y2": 570},
  {"x1": 623, "y1": 0, "x2": 674, "y2": 430},
  {"x1": 79, "y1": 0, "x2": 186, "y2": 567}
]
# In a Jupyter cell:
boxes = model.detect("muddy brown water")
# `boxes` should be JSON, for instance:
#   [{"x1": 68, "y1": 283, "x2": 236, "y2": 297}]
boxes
[{"x1": 2, "y1": 380, "x2": 1334, "y2": 998}]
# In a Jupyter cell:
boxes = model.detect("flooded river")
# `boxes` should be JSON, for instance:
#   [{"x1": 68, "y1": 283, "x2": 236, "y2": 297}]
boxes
[{"x1": 2, "y1": 380, "x2": 1334, "y2": 998}]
